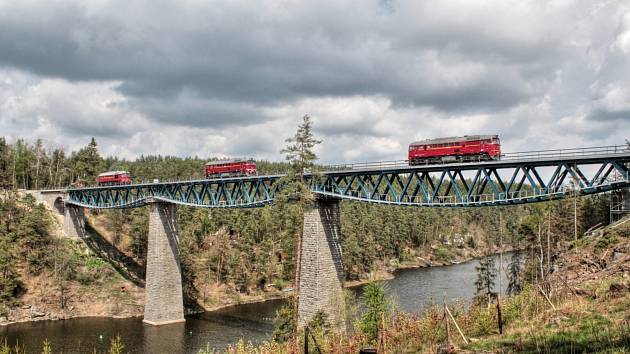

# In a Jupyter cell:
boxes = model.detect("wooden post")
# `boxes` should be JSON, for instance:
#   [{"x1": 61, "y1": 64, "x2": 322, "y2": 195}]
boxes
[
  {"x1": 496, "y1": 294, "x2": 503, "y2": 334},
  {"x1": 445, "y1": 305, "x2": 468, "y2": 344},
  {"x1": 444, "y1": 302, "x2": 451, "y2": 345},
  {"x1": 560, "y1": 276, "x2": 579, "y2": 298},
  {"x1": 304, "y1": 326, "x2": 309, "y2": 354},
  {"x1": 537, "y1": 284, "x2": 556, "y2": 310},
  {"x1": 547, "y1": 208, "x2": 551, "y2": 274},
  {"x1": 378, "y1": 312, "x2": 385, "y2": 353}
]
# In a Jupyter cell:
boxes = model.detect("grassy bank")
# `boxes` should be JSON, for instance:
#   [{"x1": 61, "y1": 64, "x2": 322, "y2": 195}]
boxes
[
  {"x1": 203, "y1": 274, "x2": 629, "y2": 354},
  {"x1": 208, "y1": 218, "x2": 630, "y2": 353}
]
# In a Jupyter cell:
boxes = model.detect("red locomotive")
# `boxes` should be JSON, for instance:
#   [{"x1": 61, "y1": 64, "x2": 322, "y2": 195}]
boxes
[
  {"x1": 96, "y1": 171, "x2": 132, "y2": 186},
  {"x1": 205, "y1": 159, "x2": 257, "y2": 178},
  {"x1": 408, "y1": 135, "x2": 501, "y2": 165}
]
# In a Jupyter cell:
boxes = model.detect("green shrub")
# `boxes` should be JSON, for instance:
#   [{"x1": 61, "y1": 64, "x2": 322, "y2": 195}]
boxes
[
  {"x1": 85, "y1": 256, "x2": 108, "y2": 270},
  {"x1": 434, "y1": 247, "x2": 455, "y2": 262},
  {"x1": 594, "y1": 231, "x2": 618, "y2": 254},
  {"x1": 272, "y1": 300, "x2": 297, "y2": 343},
  {"x1": 358, "y1": 281, "x2": 390, "y2": 343}
]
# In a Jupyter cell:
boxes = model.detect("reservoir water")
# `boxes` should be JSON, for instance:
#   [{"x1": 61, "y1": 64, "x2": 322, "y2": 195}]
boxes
[{"x1": 0, "y1": 253, "x2": 510, "y2": 353}]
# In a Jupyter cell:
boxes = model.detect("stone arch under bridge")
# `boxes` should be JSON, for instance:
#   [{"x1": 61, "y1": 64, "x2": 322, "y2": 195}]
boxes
[
  {"x1": 31, "y1": 190, "x2": 84, "y2": 238},
  {"x1": 33, "y1": 190, "x2": 67, "y2": 212},
  {"x1": 53, "y1": 196, "x2": 65, "y2": 215}
]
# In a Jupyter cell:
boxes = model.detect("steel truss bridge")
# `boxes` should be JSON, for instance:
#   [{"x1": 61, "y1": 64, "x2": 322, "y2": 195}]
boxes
[{"x1": 65, "y1": 145, "x2": 630, "y2": 209}]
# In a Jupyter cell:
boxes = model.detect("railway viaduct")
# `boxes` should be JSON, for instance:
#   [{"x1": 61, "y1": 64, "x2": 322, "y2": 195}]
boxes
[{"x1": 34, "y1": 146, "x2": 630, "y2": 330}]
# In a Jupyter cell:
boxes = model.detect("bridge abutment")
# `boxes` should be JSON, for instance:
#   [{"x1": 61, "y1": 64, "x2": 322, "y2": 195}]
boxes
[
  {"x1": 63, "y1": 204, "x2": 85, "y2": 239},
  {"x1": 297, "y1": 198, "x2": 346, "y2": 331},
  {"x1": 143, "y1": 202, "x2": 185, "y2": 326}
]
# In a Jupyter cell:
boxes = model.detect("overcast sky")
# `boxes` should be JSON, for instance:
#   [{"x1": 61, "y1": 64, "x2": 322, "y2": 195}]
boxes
[{"x1": 0, "y1": 0, "x2": 629, "y2": 163}]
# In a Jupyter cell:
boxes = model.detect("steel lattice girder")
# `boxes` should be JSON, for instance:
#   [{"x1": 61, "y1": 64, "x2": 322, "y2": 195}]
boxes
[
  {"x1": 66, "y1": 155, "x2": 630, "y2": 209},
  {"x1": 312, "y1": 159, "x2": 630, "y2": 206},
  {"x1": 67, "y1": 176, "x2": 282, "y2": 209}
]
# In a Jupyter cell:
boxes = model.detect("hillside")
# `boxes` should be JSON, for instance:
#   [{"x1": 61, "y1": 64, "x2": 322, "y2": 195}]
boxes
[
  {"x1": 0, "y1": 195, "x2": 144, "y2": 324},
  {"x1": 0, "y1": 191, "x2": 526, "y2": 325},
  {"x1": 460, "y1": 217, "x2": 630, "y2": 353}
]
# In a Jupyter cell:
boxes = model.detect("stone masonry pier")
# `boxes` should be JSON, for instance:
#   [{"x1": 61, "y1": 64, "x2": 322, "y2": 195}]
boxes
[
  {"x1": 143, "y1": 201, "x2": 185, "y2": 325},
  {"x1": 63, "y1": 204, "x2": 85, "y2": 239},
  {"x1": 297, "y1": 198, "x2": 346, "y2": 331}
]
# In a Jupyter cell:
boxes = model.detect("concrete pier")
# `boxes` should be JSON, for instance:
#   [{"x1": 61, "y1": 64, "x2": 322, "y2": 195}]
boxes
[
  {"x1": 297, "y1": 198, "x2": 346, "y2": 331},
  {"x1": 143, "y1": 202, "x2": 185, "y2": 325}
]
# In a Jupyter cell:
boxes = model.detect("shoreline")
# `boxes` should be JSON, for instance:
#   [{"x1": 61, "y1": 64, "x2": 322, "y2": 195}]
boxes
[{"x1": 1, "y1": 247, "x2": 513, "y2": 327}]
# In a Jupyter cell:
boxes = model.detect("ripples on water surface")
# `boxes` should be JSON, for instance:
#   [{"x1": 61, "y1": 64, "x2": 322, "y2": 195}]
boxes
[{"x1": 0, "y1": 253, "x2": 509, "y2": 353}]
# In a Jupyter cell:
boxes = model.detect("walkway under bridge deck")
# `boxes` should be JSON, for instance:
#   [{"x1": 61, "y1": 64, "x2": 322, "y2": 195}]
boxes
[{"x1": 64, "y1": 145, "x2": 630, "y2": 209}]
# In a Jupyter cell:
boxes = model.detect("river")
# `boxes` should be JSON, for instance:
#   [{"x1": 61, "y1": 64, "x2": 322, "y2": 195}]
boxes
[{"x1": 0, "y1": 253, "x2": 510, "y2": 353}]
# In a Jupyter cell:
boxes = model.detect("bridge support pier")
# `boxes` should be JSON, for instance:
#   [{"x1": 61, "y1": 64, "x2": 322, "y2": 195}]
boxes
[
  {"x1": 297, "y1": 198, "x2": 346, "y2": 332},
  {"x1": 143, "y1": 202, "x2": 185, "y2": 326},
  {"x1": 63, "y1": 204, "x2": 85, "y2": 238}
]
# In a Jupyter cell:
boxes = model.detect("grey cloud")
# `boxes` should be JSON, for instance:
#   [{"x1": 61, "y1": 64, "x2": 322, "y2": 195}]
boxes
[
  {"x1": 1, "y1": 1, "x2": 629, "y2": 161},
  {"x1": 588, "y1": 108, "x2": 630, "y2": 122},
  {"x1": 129, "y1": 93, "x2": 274, "y2": 128},
  {"x1": 0, "y1": 0, "x2": 572, "y2": 124}
]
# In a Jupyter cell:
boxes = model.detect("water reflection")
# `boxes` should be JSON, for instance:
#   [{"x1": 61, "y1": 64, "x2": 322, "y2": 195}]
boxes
[
  {"x1": 143, "y1": 322, "x2": 185, "y2": 354},
  {"x1": 380, "y1": 253, "x2": 510, "y2": 313}
]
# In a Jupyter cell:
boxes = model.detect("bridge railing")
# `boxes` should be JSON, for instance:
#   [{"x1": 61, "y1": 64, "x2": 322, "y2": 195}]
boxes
[
  {"x1": 322, "y1": 145, "x2": 629, "y2": 171},
  {"x1": 500, "y1": 145, "x2": 629, "y2": 161}
]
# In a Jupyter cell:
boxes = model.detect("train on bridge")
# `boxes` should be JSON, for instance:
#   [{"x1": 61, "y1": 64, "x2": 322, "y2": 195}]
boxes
[
  {"x1": 408, "y1": 134, "x2": 501, "y2": 165},
  {"x1": 205, "y1": 159, "x2": 258, "y2": 178},
  {"x1": 95, "y1": 135, "x2": 504, "y2": 185},
  {"x1": 96, "y1": 171, "x2": 133, "y2": 186},
  {"x1": 96, "y1": 159, "x2": 259, "y2": 186}
]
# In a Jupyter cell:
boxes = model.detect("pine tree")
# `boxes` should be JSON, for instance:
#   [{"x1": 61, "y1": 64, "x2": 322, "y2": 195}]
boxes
[
  {"x1": 276, "y1": 114, "x2": 322, "y2": 311},
  {"x1": 128, "y1": 208, "x2": 149, "y2": 270},
  {"x1": 13, "y1": 139, "x2": 34, "y2": 189},
  {"x1": 0, "y1": 138, "x2": 11, "y2": 190},
  {"x1": 72, "y1": 137, "x2": 101, "y2": 185},
  {"x1": 507, "y1": 247, "x2": 523, "y2": 295},
  {"x1": 280, "y1": 114, "x2": 322, "y2": 178},
  {"x1": 474, "y1": 255, "x2": 497, "y2": 299},
  {"x1": 359, "y1": 282, "x2": 390, "y2": 343}
]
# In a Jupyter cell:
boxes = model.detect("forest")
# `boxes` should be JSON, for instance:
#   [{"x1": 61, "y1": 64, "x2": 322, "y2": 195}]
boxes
[{"x1": 0, "y1": 131, "x2": 612, "y2": 321}]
